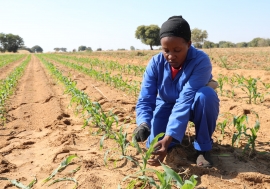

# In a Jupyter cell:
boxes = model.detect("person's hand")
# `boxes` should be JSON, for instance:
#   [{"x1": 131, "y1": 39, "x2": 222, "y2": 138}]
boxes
[
  {"x1": 147, "y1": 135, "x2": 173, "y2": 166},
  {"x1": 133, "y1": 123, "x2": 150, "y2": 142},
  {"x1": 207, "y1": 79, "x2": 218, "y2": 89}
]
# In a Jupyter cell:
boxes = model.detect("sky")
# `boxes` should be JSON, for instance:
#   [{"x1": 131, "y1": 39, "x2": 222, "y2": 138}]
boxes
[{"x1": 1, "y1": 0, "x2": 270, "y2": 52}]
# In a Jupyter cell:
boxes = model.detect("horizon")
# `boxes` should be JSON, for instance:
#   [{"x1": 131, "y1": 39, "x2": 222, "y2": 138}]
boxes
[{"x1": 1, "y1": 0, "x2": 270, "y2": 52}]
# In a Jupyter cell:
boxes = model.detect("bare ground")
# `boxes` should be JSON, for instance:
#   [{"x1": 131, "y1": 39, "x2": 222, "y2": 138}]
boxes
[{"x1": 0, "y1": 54, "x2": 270, "y2": 188}]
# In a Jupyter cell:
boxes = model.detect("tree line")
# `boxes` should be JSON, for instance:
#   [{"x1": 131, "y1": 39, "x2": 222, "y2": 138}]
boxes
[
  {"x1": 202, "y1": 37, "x2": 270, "y2": 49},
  {"x1": 135, "y1": 25, "x2": 270, "y2": 50},
  {"x1": 0, "y1": 33, "x2": 43, "y2": 53}
]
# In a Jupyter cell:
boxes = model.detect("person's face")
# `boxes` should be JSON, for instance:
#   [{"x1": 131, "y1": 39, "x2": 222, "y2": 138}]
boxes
[{"x1": 161, "y1": 37, "x2": 191, "y2": 69}]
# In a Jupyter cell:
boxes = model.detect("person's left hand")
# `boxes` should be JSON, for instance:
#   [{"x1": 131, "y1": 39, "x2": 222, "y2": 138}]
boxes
[{"x1": 147, "y1": 135, "x2": 173, "y2": 166}]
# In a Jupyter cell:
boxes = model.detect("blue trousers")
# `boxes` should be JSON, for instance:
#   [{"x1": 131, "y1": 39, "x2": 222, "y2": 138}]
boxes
[{"x1": 146, "y1": 86, "x2": 219, "y2": 151}]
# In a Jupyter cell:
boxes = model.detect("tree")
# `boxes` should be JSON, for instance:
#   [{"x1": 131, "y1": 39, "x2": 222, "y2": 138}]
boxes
[
  {"x1": 130, "y1": 46, "x2": 135, "y2": 50},
  {"x1": 86, "y1": 47, "x2": 92, "y2": 52},
  {"x1": 135, "y1": 25, "x2": 160, "y2": 50},
  {"x1": 257, "y1": 38, "x2": 269, "y2": 47},
  {"x1": 96, "y1": 48, "x2": 102, "y2": 51},
  {"x1": 54, "y1": 47, "x2": 60, "y2": 52},
  {"x1": 60, "y1": 48, "x2": 67, "y2": 52},
  {"x1": 191, "y1": 28, "x2": 208, "y2": 48},
  {"x1": 236, "y1": 42, "x2": 248, "y2": 48},
  {"x1": 203, "y1": 40, "x2": 218, "y2": 49},
  {"x1": 78, "y1": 45, "x2": 86, "y2": 51},
  {"x1": 248, "y1": 37, "x2": 262, "y2": 47},
  {"x1": 219, "y1": 41, "x2": 235, "y2": 48},
  {"x1": 0, "y1": 33, "x2": 24, "y2": 52},
  {"x1": 31, "y1": 45, "x2": 43, "y2": 53}
]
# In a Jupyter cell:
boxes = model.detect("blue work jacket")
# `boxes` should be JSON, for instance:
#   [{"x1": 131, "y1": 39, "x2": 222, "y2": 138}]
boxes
[{"x1": 136, "y1": 46, "x2": 212, "y2": 143}]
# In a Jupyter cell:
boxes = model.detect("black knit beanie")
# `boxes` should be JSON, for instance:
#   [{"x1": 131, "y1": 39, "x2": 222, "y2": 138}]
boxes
[{"x1": 159, "y1": 16, "x2": 191, "y2": 41}]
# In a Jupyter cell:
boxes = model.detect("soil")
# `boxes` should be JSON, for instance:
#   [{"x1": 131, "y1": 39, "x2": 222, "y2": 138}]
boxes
[{"x1": 0, "y1": 51, "x2": 270, "y2": 189}]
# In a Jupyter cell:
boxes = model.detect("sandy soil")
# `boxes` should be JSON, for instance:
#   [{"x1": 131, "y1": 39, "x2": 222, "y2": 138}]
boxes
[{"x1": 0, "y1": 53, "x2": 270, "y2": 189}]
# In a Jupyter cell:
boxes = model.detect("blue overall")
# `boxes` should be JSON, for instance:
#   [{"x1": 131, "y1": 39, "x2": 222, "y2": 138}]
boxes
[{"x1": 136, "y1": 46, "x2": 219, "y2": 151}]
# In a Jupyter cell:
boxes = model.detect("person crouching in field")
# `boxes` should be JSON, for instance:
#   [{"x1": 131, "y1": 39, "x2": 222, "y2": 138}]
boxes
[{"x1": 133, "y1": 15, "x2": 219, "y2": 168}]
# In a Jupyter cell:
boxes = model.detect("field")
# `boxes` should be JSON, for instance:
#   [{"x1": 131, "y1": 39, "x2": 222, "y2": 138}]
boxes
[{"x1": 0, "y1": 47, "x2": 270, "y2": 189}]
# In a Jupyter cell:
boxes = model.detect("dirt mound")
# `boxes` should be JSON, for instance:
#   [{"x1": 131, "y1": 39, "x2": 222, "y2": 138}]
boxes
[{"x1": 0, "y1": 154, "x2": 16, "y2": 174}]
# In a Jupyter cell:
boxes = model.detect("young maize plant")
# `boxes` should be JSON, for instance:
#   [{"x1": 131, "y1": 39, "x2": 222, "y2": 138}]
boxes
[
  {"x1": 121, "y1": 133, "x2": 197, "y2": 189},
  {"x1": 0, "y1": 177, "x2": 36, "y2": 189},
  {"x1": 235, "y1": 74, "x2": 262, "y2": 104},
  {"x1": 217, "y1": 119, "x2": 228, "y2": 143},
  {"x1": 232, "y1": 114, "x2": 260, "y2": 155},
  {"x1": 43, "y1": 155, "x2": 78, "y2": 188}
]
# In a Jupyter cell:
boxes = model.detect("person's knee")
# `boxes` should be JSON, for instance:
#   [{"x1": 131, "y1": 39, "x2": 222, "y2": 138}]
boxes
[{"x1": 195, "y1": 86, "x2": 219, "y2": 104}]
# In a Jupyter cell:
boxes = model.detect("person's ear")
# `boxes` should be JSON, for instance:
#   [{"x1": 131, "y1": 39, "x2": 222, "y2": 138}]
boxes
[{"x1": 188, "y1": 41, "x2": 192, "y2": 48}]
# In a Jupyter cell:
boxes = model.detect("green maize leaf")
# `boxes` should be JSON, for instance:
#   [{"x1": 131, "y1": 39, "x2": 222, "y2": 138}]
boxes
[
  {"x1": 181, "y1": 183, "x2": 196, "y2": 189},
  {"x1": 155, "y1": 171, "x2": 167, "y2": 186},
  {"x1": 65, "y1": 154, "x2": 78, "y2": 165},
  {"x1": 10, "y1": 180, "x2": 28, "y2": 188},
  {"x1": 121, "y1": 155, "x2": 140, "y2": 167},
  {"x1": 104, "y1": 150, "x2": 110, "y2": 166},
  {"x1": 70, "y1": 165, "x2": 81, "y2": 174},
  {"x1": 138, "y1": 175, "x2": 158, "y2": 187},
  {"x1": 43, "y1": 154, "x2": 78, "y2": 183},
  {"x1": 100, "y1": 134, "x2": 107, "y2": 149},
  {"x1": 0, "y1": 177, "x2": 36, "y2": 189},
  {"x1": 254, "y1": 120, "x2": 260, "y2": 132},
  {"x1": 126, "y1": 179, "x2": 137, "y2": 189},
  {"x1": 160, "y1": 162, "x2": 183, "y2": 186},
  {"x1": 27, "y1": 177, "x2": 37, "y2": 188},
  {"x1": 48, "y1": 177, "x2": 78, "y2": 189},
  {"x1": 131, "y1": 134, "x2": 142, "y2": 153},
  {"x1": 145, "y1": 133, "x2": 165, "y2": 160},
  {"x1": 180, "y1": 175, "x2": 198, "y2": 189},
  {"x1": 122, "y1": 168, "x2": 156, "y2": 181}
]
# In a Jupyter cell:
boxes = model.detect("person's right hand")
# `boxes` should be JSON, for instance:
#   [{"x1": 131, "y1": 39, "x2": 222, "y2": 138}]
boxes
[
  {"x1": 133, "y1": 123, "x2": 150, "y2": 142},
  {"x1": 207, "y1": 79, "x2": 218, "y2": 89}
]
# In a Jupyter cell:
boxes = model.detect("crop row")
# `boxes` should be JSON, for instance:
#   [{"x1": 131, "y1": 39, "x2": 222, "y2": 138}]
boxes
[
  {"x1": 45, "y1": 54, "x2": 270, "y2": 105},
  {"x1": 40, "y1": 54, "x2": 262, "y2": 156},
  {"x1": 0, "y1": 55, "x2": 31, "y2": 125},
  {"x1": 39, "y1": 55, "x2": 141, "y2": 97},
  {"x1": 0, "y1": 54, "x2": 26, "y2": 69},
  {"x1": 47, "y1": 54, "x2": 146, "y2": 76},
  {"x1": 217, "y1": 73, "x2": 270, "y2": 104}
]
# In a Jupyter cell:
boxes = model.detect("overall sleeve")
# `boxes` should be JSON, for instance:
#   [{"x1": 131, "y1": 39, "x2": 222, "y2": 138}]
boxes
[
  {"x1": 136, "y1": 58, "x2": 158, "y2": 127},
  {"x1": 165, "y1": 56, "x2": 212, "y2": 142}
]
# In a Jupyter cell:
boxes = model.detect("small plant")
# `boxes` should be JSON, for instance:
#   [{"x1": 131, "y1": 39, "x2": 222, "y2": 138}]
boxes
[
  {"x1": 217, "y1": 74, "x2": 227, "y2": 96},
  {"x1": 0, "y1": 177, "x2": 36, "y2": 189},
  {"x1": 232, "y1": 114, "x2": 260, "y2": 155},
  {"x1": 123, "y1": 133, "x2": 165, "y2": 187},
  {"x1": 217, "y1": 53, "x2": 229, "y2": 69},
  {"x1": 217, "y1": 119, "x2": 228, "y2": 143},
  {"x1": 236, "y1": 75, "x2": 261, "y2": 104},
  {"x1": 43, "y1": 154, "x2": 78, "y2": 184},
  {"x1": 101, "y1": 125, "x2": 130, "y2": 166},
  {"x1": 122, "y1": 133, "x2": 198, "y2": 188}
]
